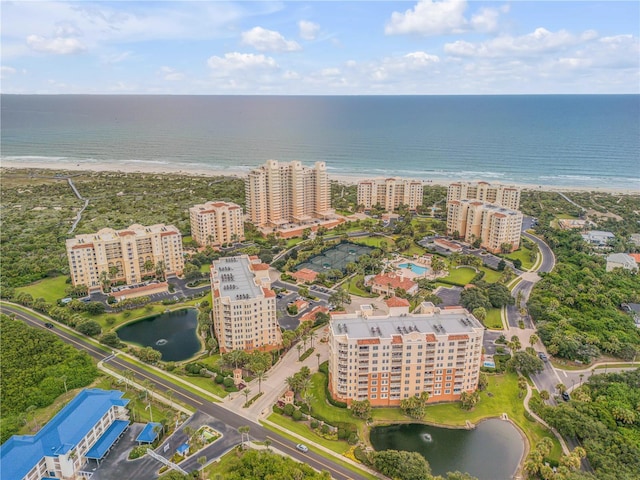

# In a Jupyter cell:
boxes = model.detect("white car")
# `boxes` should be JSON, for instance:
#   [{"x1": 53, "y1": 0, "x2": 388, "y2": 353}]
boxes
[{"x1": 296, "y1": 443, "x2": 309, "y2": 453}]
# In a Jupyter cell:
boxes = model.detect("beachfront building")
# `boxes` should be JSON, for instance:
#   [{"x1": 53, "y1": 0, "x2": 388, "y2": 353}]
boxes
[
  {"x1": 0, "y1": 389, "x2": 129, "y2": 480},
  {"x1": 447, "y1": 200, "x2": 523, "y2": 253},
  {"x1": 328, "y1": 302, "x2": 484, "y2": 407},
  {"x1": 357, "y1": 178, "x2": 423, "y2": 212},
  {"x1": 66, "y1": 223, "x2": 185, "y2": 290},
  {"x1": 189, "y1": 201, "x2": 244, "y2": 247},
  {"x1": 581, "y1": 230, "x2": 615, "y2": 246},
  {"x1": 605, "y1": 253, "x2": 638, "y2": 272},
  {"x1": 245, "y1": 160, "x2": 334, "y2": 228},
  {"x1": 211, "y1": 255, "x2": 282, "y2": 353},
  {"x1": 447, "y1": 181, "x2": 521, "y2": 210}
]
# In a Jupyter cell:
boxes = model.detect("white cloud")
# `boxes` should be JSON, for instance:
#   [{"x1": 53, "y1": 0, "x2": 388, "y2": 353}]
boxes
[
  {"x1": 298, "y1": 20, "x2": 320, "y2": 40},
  {"x1": 0, "y1": 66, "x2": 17, "y2": 79},
  {"x1": 207, "y1": 52, "x2": 278, "y2": 77},
  {"x1": 241, "y1": 27, "x2": 301, "y2": 52},
  {"x1": 444, "y1": 28, "x2": 593, "y2": 58},
  {"x1": 385, "y1": 0, "x2": 503, "y2": 36},
  {"x1": 101, "y1": 51, "x2": 133, "y2": 65},
  {"x1": 159, "y1": 66, "x2": 185, "y2": 81},
  {"x1": 26, "y1": 34, "x2": 86, "y2": 54}
]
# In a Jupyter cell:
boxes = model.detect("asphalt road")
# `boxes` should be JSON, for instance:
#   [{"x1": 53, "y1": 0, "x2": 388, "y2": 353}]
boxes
[{"x1": 2, "y1": 304, "x2": 367, "y2": 480}]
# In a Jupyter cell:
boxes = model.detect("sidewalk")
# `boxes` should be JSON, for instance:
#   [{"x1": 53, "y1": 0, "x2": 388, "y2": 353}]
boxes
[{"x1": 223, "y1": 330, "x2": 330, "y2": 421}]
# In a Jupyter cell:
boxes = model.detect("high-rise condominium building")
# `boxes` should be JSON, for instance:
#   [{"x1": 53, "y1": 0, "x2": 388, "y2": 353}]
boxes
[
  {"x1": 328, "y1": 302, "x2": 484, "y2": 406},
  {"x1": 447, "y1": 200, "x2": 523, "y2": 253},
  {"x1": 211, "y1": 255, "x2": 282, "y2": 353},
  {"x1": 66, "y1": 224, "x2": 184, "y2": 290},
  {"x1": 357, "y1": 178, "x2": 423, "y2": 212},
  {"x1": 189, "y1": 201, "x2": 244, "y2": 247},
  {"x1": 245, "y1": 160, "x2": 334, "y2": 228},
  {"x1": 447, "y1": 181, "x2": 520, "y2": 210}
]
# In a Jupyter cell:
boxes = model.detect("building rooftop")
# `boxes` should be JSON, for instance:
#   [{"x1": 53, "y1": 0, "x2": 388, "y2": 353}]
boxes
[
  {"x1": 67, "y1": 223, "x2": 180, "y2": 246},
  {"x1": 0, "y1": 389, "x2": 128, "y2": 480},
  {"x1": 331, "y1": 305, "x2": 482, "y2": 340},
  {"x1": 212, "y1": 256, "x2": 264, "y2": 300}
]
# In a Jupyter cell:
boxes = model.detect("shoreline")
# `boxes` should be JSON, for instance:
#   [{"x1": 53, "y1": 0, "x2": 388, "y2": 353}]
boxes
[{"x1": 1, "y1": 160, "x2": 638, "y2": 195}]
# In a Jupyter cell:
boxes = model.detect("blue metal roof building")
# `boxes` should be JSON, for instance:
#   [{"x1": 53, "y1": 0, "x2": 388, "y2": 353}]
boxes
[{"x1": 0, "y1": 389, "x2": 129, "y2": 480}]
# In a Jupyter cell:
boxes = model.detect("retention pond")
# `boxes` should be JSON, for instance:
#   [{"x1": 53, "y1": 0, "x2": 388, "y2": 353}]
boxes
[
  {"x1": 117, "y1": 308, "x2": 200, "y2": 362},
  {"x1": 370, "y1": 419, "x2": 524, "y2": 480}
]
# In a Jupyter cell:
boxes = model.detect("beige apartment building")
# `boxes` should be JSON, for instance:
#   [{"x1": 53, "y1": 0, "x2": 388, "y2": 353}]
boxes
[
  {"x1": 447, "y1": 200, "x2": 523, "y2": 253},
  {"x1": 245, "y1": 160, "x2": 334, "y2": 228},
  {"x1": 447, "y1": 181, "x2": 521, "y2": 210},
  {"x1": 357, "y1": 178, "x2": 423, "y2": 212},
  {"x1": 211, "y1": 255, "x2": 282, "y2": 353},
  {"x1": 189, "y1": 201, "x2": 244, "y2": 247},
  {"x1": 328, "y1": 302, "x2": 484, "y2": 407},
  {"x1": 66, "y1": 224, "x2": 185, "y2": 290}
]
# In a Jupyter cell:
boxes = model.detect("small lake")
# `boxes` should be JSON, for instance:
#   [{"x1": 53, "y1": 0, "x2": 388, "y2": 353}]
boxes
[
  {"x1": 370, "y1": 419, "x2": 524, "y2": 480},
  {"x1": 117, "y1": 308, "x2": 201, "y2": 362}
]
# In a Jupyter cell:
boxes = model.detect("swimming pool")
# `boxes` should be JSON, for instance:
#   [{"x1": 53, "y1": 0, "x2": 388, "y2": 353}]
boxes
[{"x1": 398, "y1": 263, "x2": 429, "y2": 275}]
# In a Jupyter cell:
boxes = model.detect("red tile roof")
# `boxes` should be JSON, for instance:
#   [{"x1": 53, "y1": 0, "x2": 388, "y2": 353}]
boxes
[
  {"x1": 629, "y1": 253, "x2": 640, "y2": 262},
  {"x1": 371, "y1": 273, "x2": 416, "y2": 291},
  {"x1": 291, "y1": 268, "x2": 318, "y2": 283},
  {"x1": 385, "y1": 296, "x2": 410, "y2": 308},
  {"x1": 251, "y1": 263, "x2": 270, "y2": 271},
  {"x1": 300, "y1": 305, "x2": 329, "y2": 322}
]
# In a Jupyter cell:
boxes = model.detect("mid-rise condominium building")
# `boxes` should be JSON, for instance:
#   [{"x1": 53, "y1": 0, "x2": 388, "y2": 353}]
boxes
[
  {"x1": 66, "y1": 224, "x2": 185, "y2": 290},
  {"x1": 211, "y1": 255, "x2": 282, "y2": 353},
  {"x1": 1, "y1": 389, "x2": 129, "y2": 480},
  {"x1": 245, "y1": 160, "x2": 334, "y2": 228},
  {"x1": 447, "y1": 181, "x2": 520, "y2": 210},
  {"x1": 357, "y1": 178, "x2": 423, "y2": 212},
  {"x1": 189, "y1": 201, "x2": 244, "y2": 247},
  {"x1": 447, "y1": 200, "x2": 523, "y2": 253},
  {"x1": 328, "y1": 303, "x2": 484, "y2": 407}
]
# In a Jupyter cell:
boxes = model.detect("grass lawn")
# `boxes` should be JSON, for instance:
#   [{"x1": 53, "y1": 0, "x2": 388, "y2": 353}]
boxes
[
  {"x1": 345, "y1": 275, "x2": 376, "y2": 298},
  {"x1": 400, "y1": 242, "x2": 427, "y2": 256},
  {"x1": 484, "y1": 308, "x2": 504, "y2": 329},
  {"x1": 262, "y1": 417, "x2": 379, "y2": 480},
  {"x1": 204, "y1": 445, "x2": 243, "y2": 477},
  {"x1": 199, "y1": 263, "x2": 210, "y2": 273},
  {"x1": 286, "y1": 237, "x2": 306, "y2": 248},
  {"x1": 93, "y1": 297, "x2": 204, "y2": 331},
  {"x1": 441, "y1": 266, "x2": 477, "y2": 286},
  {"x1": 479, "y1": 266, "x2": 502, "y2": 283},
  {"x1": 267, "y1": 413, "x2": 350, "y2": 455},
  {"x1": 504, "y1": 247, "x2": 535, "y2": 271},
  {"x1": 16, "y1": 276, "x2": 69, "y2": 304}
]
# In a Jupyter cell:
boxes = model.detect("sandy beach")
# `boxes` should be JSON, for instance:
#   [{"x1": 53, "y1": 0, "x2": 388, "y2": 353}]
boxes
[{"x1": 1, "y1": 159, "x2": 638, "y2": 195}]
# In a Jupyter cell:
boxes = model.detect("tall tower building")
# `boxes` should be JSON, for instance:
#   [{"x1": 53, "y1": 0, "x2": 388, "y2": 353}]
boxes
[
  {"x1": 328, "y1": 302, "x2": 484, "y2": 406},
  {"x1": 447, "y1": 182, "x2": 520, "y2": 210},
  {"x1": 211, "y1": 255, "x2": 282, "y2": 353},
  {"x1": 189, "y1": 201, "x2": 244, "y2": 247},
  {"x1": 357, "y1": 178, "x2": 423, "y2": 212},
  {"x1": 245, "y1": 160, "x2": 334, "y2": 228},
  {"x1": 66, "y1": 224, "x2": 184, "y2": 290}
]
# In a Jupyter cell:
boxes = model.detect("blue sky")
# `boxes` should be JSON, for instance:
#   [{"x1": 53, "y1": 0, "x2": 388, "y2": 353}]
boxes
[{"x1": 1, "y1": 1, "x2": 638, "y2": 94}]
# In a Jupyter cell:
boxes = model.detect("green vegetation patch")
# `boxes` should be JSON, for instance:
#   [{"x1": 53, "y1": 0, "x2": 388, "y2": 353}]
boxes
[
  {"x1": 484, "y1": 308, "x2": 504, "y2": 329},
  {"x1": 0, "y1": 314, "x2": 99, "y2": 442},
  {"x1": 15, "y1": 276, "x2": 69, "y2": 304},
  {"x1": 441, "y1": 266, "x2": 477, "y2": 286}
]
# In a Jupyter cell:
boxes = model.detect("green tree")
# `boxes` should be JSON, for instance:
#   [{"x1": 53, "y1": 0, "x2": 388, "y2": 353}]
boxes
[
  {"x1": 372, "y1": 450, "x2": 432, "y2": 480},
  {"x1": 507, "y1": 351, "x2": 544, "y2": 376},
  {"x1": 350, "y1": 399, "x2": 371, "y2": 419}
]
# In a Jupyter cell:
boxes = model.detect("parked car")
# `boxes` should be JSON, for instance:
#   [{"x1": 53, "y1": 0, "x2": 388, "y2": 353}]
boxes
[
  {"x1": 296, "y1": 443, "x2": 309, "y2": 453},
  {"x1": 561, "y1": 391, "x2": 571, "y2": 402}
]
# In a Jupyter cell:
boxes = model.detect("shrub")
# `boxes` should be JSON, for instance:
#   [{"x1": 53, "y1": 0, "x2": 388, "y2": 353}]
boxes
[
  {"x1": 223, "y1": 377, "x2": 234, "y2": 388},
  {"x1": 214, "y1": 375, "x2": 224, "y2": 384},
  {"x1": 292, "y1": 409, "x2": 303, "y2": 421},
  {"x1": 283, "y1": 403, "x2": 295, "y2": 417},
  {"x1": 347, "y1": 432, "x2": 359, "y2": 445},
  {"x1": 129, "y1": 445, "x2": 148, "y2": 460},
  {"x1": 310, "y1": 420, "x2": 319, "y2": 429},
  {"x1": 321, "y1": 424, "x2": 330, "y2": 435},
  {"x1": 272, "y1": 405, "x2": 284, "y2": 414},
  {"x1": 299, "y1": 347, "x2": 314, "y2": 362},
  {"x1": 76, "y1": 319, "x2": 102, "y2": 337}
]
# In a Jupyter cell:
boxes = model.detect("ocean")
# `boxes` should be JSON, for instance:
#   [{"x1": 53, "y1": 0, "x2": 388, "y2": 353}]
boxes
[{"x1": 1, "y1": 94, "x2": 639, "y2": 189}]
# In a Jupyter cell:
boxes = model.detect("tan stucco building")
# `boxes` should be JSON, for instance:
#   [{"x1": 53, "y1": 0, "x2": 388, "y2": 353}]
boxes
[
  {"x1": 245, "y1": 160, "x2": 334, "y2": 228},
  {"x1": 211, "y1": 255, "x2": 282, "y2": 353},
  {"x1": 357, "y1": 178, "x2": 423, "y2": 212},
  {"x1": 189, "y1": 201, "x2": 244, "y2": 247},
  {"x1": 66, "y1": 224, "x2": 184, "y2": 290},
  {"x1": 328, "y1": 303, "x2": 484, "y2": 407},
  {"x1": 447, "y1": 200, "x2": 523, "y2": 253},
  {"x1": 447, "y1": 181, "x2": 521, "y2": 210}
]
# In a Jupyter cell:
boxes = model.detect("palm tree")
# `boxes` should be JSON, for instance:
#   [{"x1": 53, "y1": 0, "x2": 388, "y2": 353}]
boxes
[
  {"x1": 316, "y1": 353, "x2": 321, "y2": 369},
  {"x1": 166, "y1": 389, "x2": 175, "y2": 409},
  {"x1": 296, "y1": 344, "x2": 303, "y2": 360},
  {"x1": 142, "y1": 379, "x2": 154, "y2": 401},
  {"x1": 238, "y1": 425, "x2": 250, "y2": 450},
  {"x1": 155, "y1": 260, "x2": 166, "y2": 281},
  {"x1": 556, "y1": 383, "x2": 567, "y2": 395},
  {"x1": 309, "y1": 330, "x2": 317, "y2": 349},
  {"x1": 242, "y1": 388, "x2": 252, "y2": 405},
  {"x1": 264, "y1": 438, "x2": 272, "y2": 451},
  {"x1": 255, "y1": 370, "x2": 267, "y2": 394},
  {"x1": 122, "y1": 369, "x2": 135, "y2": 391},
  {"x1": 197, "y1": 456, "x2": 207, "y2": 480},
  {"x1": 529, "y1": 334, "x2": 539, "y2": 348},
  {"x1": 60, "y1": 375, "x2": 68, "y2": 394}
]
